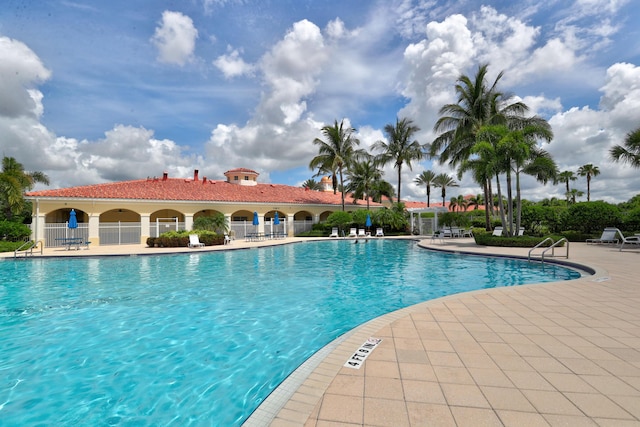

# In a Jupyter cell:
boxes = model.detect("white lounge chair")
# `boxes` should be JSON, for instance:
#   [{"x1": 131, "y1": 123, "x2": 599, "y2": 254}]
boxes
[
  {"x1": 188, "y1": 234, "x2": 205, "y2": 248},
  {"x1": 358, "y1": 229, "x2": 366, "y2": 238},
  {"x1": 613, "y1": 228, "x2": 640, "y2": 251},
  {"x1": 375, "y1": 228, "x2": 384, "y2": 237},
  {"x1": 347, "y1": 228, "x2": 357, "y2": 238},
  {"x1": 224, "y1": 234, "x2": 231, "y2": 245},
  {"x1": 586, "y1": 227, "x2": 619, "y2": 245},
  {"x1": 431, "y1": 230, "x2": 445, "y2": 243},
  {"x1": 517, "y1": 227, "x2": 525, "y2": 236},
  {"x1": 462, "y1": 229, "x2": 473, "y2": 238},
  {"x1": 329, "y1": 227, "x2": 339, "y2": 238},
  {"x1": 492, "y1": 227, "x2": 503, "y2": 237}
]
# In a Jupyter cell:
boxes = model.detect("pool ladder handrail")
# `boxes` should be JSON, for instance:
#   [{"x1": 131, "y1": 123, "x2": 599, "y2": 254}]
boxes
[
  {"x1": 13, "y1": 240, "x2": 43, "y2": 258},
  {"x1": 528, "y1": 237, "x2": 569, "y2": 263}
]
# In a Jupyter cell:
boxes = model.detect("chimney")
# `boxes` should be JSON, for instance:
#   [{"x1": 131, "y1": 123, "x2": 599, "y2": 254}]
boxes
[
  {"x1": 162, "y1": 172, "x2": 168, "y2": 181},
  {"x1": 193, "y1": 169, "x2": 199, "y2": 181},
  {"x1": 202, "y1": 176, "x2": 207, "y2": 184}
]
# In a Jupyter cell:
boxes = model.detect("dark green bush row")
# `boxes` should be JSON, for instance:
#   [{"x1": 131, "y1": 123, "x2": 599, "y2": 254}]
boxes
[
  {"x1": 474, "y1": 231, "x2": 566, "y2": 248},
  {"x1": 146, "y1": 230, "x2": 225, "y2": 247}
]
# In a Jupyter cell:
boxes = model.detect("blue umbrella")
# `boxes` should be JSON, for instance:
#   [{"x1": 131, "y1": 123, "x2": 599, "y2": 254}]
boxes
[
  {"x1": 365, "y1": 214, "x2": 372, "y2": 228},
  {"x1": 68, "y1": 209, "x2": 78, "y2": 238},
  {"x1": 273, "y1": 212, "x2": 280, "y2": 225},
  {"x1": 252, "y1": 212, "x2": 259, "y2": 230}
]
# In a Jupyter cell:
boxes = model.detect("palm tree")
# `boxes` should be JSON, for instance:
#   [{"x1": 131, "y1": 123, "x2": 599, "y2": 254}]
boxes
[
  {"x1": 430, "y1": 63, "x2": 529, "y2": 229},
  {"x1": 567, "y1": 188, "x2": 584, "y2": 204},
  {"x1": 309, "y1": 119, "x2": 365, "y2": 211},
  {"x1": 0, "y1": 156, "x2": 50, "y2": 220},
  {"x1": 301, "y1": 179, "x2": 322, "y2": 191},
  {"x1": 432, "y1": 173, "x2": 458, "y2": 208},
  {"x1": 414, "y1": 170, "x2": 437, "y2": 207},
  {"x1": 556, "y1": 170, "x2": 577, "y2": 203},
  {"x1": 346, "y1": 157, "x2": 383, "y2": 210},
  {"x1": 373, "y1": 117, "x2": 424, "y2": 203},
  {"x1": 370, "y1": 180, "x2": 395, "y2": 204},
  {"x1": 577, "y1": 163, "x2": 600, "y2": 202},
  {"x1": 610, "y1": 127, "x2": 640, "y2": 168},
  {"x1": 467, "y1": 193, "x2": 483, "y2": 210}
]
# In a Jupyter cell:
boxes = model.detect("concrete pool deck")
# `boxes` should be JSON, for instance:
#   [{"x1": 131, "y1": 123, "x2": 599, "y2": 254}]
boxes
[{"x1": 4, "y1": 237, "x2": 640, "y2": 426}]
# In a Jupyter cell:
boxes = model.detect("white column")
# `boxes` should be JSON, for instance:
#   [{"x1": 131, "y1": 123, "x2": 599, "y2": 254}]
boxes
[
  {"x1": 88, "y1": 214, "x2": 100, "y2": 245},
  {"x1": 185, "y1": 214, "x2": 194, "y2": 231},
  {"x1": 140, "y1": 214, "x2": 151, "y2": 242}
]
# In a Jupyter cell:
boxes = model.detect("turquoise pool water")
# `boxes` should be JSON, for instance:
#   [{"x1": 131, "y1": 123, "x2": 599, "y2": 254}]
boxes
[{"x1": 0, "y1": 240, "x2": 581, "y2": 426}]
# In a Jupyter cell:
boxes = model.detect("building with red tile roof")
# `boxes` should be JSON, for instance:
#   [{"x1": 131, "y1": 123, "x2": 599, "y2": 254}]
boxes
[{"x1": 25, "y1": 169, "x2": 382, "y2": 247}]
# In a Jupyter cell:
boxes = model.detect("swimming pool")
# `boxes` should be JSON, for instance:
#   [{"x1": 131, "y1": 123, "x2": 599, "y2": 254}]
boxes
[{"x1": 0, "y1": 239, "x2": 581, "y2": 426}]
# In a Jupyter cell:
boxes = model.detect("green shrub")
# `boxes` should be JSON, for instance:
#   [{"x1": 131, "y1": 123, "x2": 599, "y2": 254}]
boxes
[
  {"x1": 473, "y1": 230, "x2": 566, "y2": 248},
  {"x1": 0, "y1": 220, "x2": 31, "y2": 241},
  {"x1": 561, "y1": 201, "x2": 622, "y2": 234},
  {"x1": 147, "y1": 230, "x2": 224, "y2": 247}
]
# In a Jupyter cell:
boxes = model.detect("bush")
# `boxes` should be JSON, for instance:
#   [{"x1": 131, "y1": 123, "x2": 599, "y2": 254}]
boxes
[
  {"x1": 0, "y1": 220, "x2": 31, "y2": 241},
  {"x1": 561, "y1": 201, "x2": 622, "y2": 234},
  {"x1": 473, "y1": 230, "x2": 566, "y2": 248},
  {"x1": 146, "y1": 230, "x2": 224, "y2": 247}
]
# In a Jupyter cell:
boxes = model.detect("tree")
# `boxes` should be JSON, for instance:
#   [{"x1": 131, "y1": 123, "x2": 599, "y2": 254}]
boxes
[
  {"x1": 309, "y1": 119, "x2": 365, "y2": 211},
  {"x1": 370, "y1": 179, "x2": 396, "y2": 204},
  {"x1": 567, "y1": 188, "x2": 584, "y2": 204},
  {"x1": 430, "y1": 63, "x2": 529, "y2": 229},
  {"x1": 414, "y1": 170, "x2": 437, "y2": 207},
  {"x1": 577, "y1": 163, "x2": 600, "y2": 202},
  {"x1": 373, "y1": 117, "x2": 424, "y2": 203},
  {"x1": 302, "y1": 179, "x2": 322, "y2": 191},
  {"x1": 610, "y1": 127, "x2": 640, "y2": 168},
  {"x1": 556, "y1": 170, "x2": 577, "y2": 203},
  {"x1": 346, "y1": 157, "x2": 383, "y2": 210},
  {"x1": 432, "y1": 173, "x2": 458, "y2": 208},
  {"x1": 0, "y1": 156, "x2": 50, "y2": 220},
  {"x1": 193, "y1": 212, "x2": 228, "y2": 234}
]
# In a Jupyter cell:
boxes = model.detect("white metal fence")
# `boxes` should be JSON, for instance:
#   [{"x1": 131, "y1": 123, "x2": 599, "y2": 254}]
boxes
[
  {"x1": 99, "y1": 222, "x2": 142, "y2": 245},
  {"x1": 292, "y1": 220, "x2": 314, "y2": 235},
  {"x1": 44, "y1": 223, "x2": 90, "y2": 247}
]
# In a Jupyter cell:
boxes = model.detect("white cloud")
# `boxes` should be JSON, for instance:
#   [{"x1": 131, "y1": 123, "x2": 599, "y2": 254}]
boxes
[
  {"x1": 151, "y1": 11, "x2": 198, "y2": 66},
  {"x1": 213, "y1": 47, "x2": 254, "y2": 78},
  {"x1": 0, "y1": 36, "x2": 51, "y2": 118}
]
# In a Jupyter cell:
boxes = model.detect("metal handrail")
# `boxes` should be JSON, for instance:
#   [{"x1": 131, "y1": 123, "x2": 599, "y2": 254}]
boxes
[
  {"x1": 14, "y1": 240, "x2": 43, "y2": 258},
  {"x1": 528, "y1": 237, "x2": 569, "y2": 263},
  {"x1": 541, "y1": 237, "x2": 569, "y2": 262}
]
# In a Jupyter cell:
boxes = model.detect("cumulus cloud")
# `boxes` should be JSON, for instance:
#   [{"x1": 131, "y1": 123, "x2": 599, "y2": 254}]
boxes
[
  {"x1": 213, "y1": 46, "x2": 255, "y2": 78},
  {"x1": 0, "y1": 36, "x2": 51, "y2": 118},
  {"x1": 151, "y1": 11, "x2": 198, "y2": 66}
]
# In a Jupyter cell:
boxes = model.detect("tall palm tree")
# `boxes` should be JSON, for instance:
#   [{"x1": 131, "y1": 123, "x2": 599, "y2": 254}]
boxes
[
  {"x1": 432, "y1": 173, "x2": 458, "y2": 208},
  {"x1": 309, "y1": 119, "x2": 365, "y2": 211},
  {"x1": 556, "y1": 170, "x2": 577, "y2": 203},
  {"x1": 346, "y1": 157, "x2": 383, "y2": 210},
  {"x1": 577, "y1": 163, "x2": 600, "y2": 202},
  {"x1": 567, "y1": 188, "x2": 584, "y2": 204},
  {"x1": 414, "y1": 170, "x2": 436, "y2": 207},
  {"x1": 370, "y1": 180, "x2": 395, "y2": 204},
  {"x1": 0, "y1": 156, "x2": 50, "y2": 219},
  {"x1": 430, "y1": 63, "x2": 529, "y2": 228},
  {"x1": 373, "y1": 117, "x2": 424, "y2": 203},
  {"x1": 610, "y1": 127, "x2": 640, "y2": 168}
]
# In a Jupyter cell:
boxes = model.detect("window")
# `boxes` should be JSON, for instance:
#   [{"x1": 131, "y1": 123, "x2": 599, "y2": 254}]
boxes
[
  {"x1": 233, "y1": 176, "x2": 238, "y2": 181},
  {"x1": 244, "y1": 175, "x2": 249, "y2": 180}
]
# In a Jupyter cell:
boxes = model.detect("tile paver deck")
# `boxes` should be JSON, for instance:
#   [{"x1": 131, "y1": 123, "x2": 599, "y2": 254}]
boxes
[
  {"x1": 261, "y1": 239, "x2": 640, "y2": 427},
  {"x1": 4, "y1": 237, "x2": 640, "y2": 426}
]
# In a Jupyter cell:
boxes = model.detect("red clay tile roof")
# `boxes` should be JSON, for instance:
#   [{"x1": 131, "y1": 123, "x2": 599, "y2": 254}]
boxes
[
  {"x1": 224, "y1": 168, "x2": 258, "y2": 175},
  {"x1": 26, "y1": 178, "x2": 380, "y2": 207}
]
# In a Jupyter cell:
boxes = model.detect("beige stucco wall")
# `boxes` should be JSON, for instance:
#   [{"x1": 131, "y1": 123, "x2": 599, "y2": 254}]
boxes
[{"x1": 28, "y1": 197, "x2": 374, "y2": 246}]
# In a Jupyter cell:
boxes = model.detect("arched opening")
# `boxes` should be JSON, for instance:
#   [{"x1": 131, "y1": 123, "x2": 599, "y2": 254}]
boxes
[
  {"x1": 99, "y1": 209, "x2": 142, "y2": 245},
  {"x1": 43, "y1": 208, "x2": 89, "y2": 247},
  {"x1": 150, "y1": 209, "x2": 185, "y2": 237},
  {"x1": 292, "y1": 210, "x2": 314, "y2": 235},
  {"x1": 229, "y1": 209, "x2": 256, "y2": 240}
]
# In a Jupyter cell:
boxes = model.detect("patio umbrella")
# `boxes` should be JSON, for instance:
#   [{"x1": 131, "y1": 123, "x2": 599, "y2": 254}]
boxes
[
  {"x1": 68, "y1": 209, "x2": 78, "y2": 238},
  {"x1": 252, "y1": 211, "x2": 259, "y2": 232},
  {"x1": 365, "y1": 213, "x2": 372, "y2": 231},
  {"x1": 273, "y1": 212, "x2": 280, "y2": 225}
]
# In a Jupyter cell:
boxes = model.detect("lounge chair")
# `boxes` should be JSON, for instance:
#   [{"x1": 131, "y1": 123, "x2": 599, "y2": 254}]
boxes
[
  {"x1": 613, "y1": 228, "x2": 640, "y2": 251},
  {"x1": 492, "y1": 227, "x2": 503, "y2": 237},
  {"x1": 586, "y1": 227, "x2": 619, "y2": 245},
  {"x1": 347, "y1": 228, "x2": 357, "y2": 238},
  {"x1": 224, "y1": 234, "x2": 231, "y2": 245},
  {"x1": 431, "y1": 230, "x2": 445, "y2": 243},
  {"x1": 375, "y1": 228, "x2": 384, "y2": 237},
  {"x1": 329, "y1": 227, "x2": 339, "y2": 238},
  {"x1": 462, "y1": 229, "x2": 473, "y2": 238},
  {"x1": 517, "y1": 227, "x2": 525, "y2": 236},
  {"x1": 188, "y1": 234, "x2": 205, "y2": 248},
  {"x1": 358, "y1": 229, "x2": 367, "y2": 238}
]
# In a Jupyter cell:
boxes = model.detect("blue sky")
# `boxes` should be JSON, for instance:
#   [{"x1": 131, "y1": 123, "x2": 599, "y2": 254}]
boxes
[{"x1": 1, "y1": 0, "x2": 639, "y2": 203}]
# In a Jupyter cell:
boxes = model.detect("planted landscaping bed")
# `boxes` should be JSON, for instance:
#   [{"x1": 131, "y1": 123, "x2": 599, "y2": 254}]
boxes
[{"x1": 146, "y1": 230, "x2": 225, "y2": 248}]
